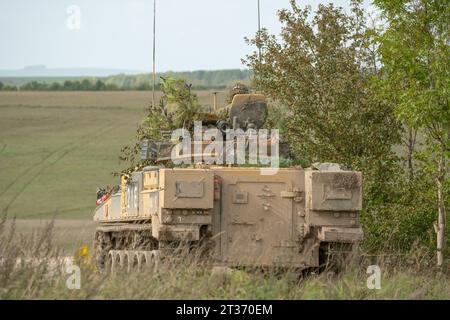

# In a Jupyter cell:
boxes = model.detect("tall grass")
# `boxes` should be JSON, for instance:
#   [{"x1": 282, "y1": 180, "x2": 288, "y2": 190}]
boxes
[{"x1": 1, "y1": 217, "x2": 449, "y2": 300}]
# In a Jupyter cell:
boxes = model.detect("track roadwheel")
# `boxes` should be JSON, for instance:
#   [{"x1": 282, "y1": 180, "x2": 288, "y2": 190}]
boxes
[
  {"x1": 104, "y1": 252, "x2": 112, "y2": 272},
  {"x1": 94, "y1": 231, "x2": 111, "y2": 272},
  {"x1": 142, "y1": 250, "x2": 160, "y2": 272},
  {"x1": 131, "y1": 251, "x2": 142, "y2": 272},
  {"x1": 109, "y1": 250, "x2": 126, "y2": 273},
  {"x1": 124, "y1": 251, "x2": 142, "y2": 273}
]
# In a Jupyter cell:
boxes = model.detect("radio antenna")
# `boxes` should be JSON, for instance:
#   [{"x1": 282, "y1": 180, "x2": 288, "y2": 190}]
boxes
[
  {"x1": 152, "y1": 0, "x2": 157, "y2": 107},
  {"x1": 257, "y1": 0, "x2": 262, "y2": 91},
  {"x1": 257, "y1": 0, "x2": 261, "y2": 62}
]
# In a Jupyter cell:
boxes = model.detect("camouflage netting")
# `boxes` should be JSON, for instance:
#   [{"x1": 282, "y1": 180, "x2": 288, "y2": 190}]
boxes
[{"x1": 227, "y1": 82, "x2": 249, "y2": 103}]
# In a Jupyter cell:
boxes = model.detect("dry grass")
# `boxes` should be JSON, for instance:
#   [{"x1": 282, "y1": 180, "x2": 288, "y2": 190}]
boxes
[
  {"x1": 2, "y1": 219, "x2": 96, "y2": 253},
  {"x1": 1, "y1": 218, "x2": 449, "y2": 300}
]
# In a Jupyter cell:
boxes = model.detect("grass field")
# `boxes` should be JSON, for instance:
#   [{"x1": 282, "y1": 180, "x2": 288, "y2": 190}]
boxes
[{"x1": 0, "y1": 91, "x2": 227, "y2": 220}]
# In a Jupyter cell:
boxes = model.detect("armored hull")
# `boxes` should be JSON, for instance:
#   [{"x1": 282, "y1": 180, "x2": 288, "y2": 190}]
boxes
[{"x1": 93, "y1": 166, "x2": 363, "y2": 271}]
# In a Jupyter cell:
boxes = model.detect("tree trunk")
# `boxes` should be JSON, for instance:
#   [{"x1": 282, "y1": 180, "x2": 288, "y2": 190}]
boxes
[
  {"x1": 436, "y1": 153, "x2": 446, "y2": 267},
  {"x1": 406, "y1": 128, "x2": 417, "y2": 179}
]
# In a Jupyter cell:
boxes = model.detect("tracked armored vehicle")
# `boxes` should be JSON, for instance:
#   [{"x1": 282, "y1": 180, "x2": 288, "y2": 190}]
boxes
[{"x1": 93, "y1": 93, "x2": 363, "y2": 271}]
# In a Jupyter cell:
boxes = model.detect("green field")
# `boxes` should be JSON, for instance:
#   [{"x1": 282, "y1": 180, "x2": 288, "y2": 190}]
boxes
[{"x1": 0, "y1": 91, "x2": 227, "y2": 219}]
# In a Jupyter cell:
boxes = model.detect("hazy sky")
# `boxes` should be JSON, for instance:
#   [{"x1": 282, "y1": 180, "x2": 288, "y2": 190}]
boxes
[{"x1": 0, "y1": 0, "x2": 362, "y2": 72}]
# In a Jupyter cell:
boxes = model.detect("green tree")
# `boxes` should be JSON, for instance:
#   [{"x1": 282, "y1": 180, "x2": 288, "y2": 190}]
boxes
[
  {"x1": 0, "y1": 81, "x2": 3, "y2": 91},
  {"x1": 136, "y1": 82, "x2": 151, "y2": 91},
  {"x1": 80, "y1": 79, "x2": 92, "y2": 90},
  {"x1": 3, "y1": 85, "x2": 18, "y2": 91},
  {"x1": 20, "y1": 81, "x2": 49, "y2": 91},
  {"x1": 63, "y1": 80, "x2": 74, "y2": 90},
  {"x1": 50, "y1": 82, "x2": 62, "y2": 91},
  {"x1": 105, "y1": 83, "x2": 119, "y2": 91},
  {"x1": 94, "y1": 80, "x2": 106, "y2": 91},
  {"x1": 243, "y1": 0, "x2": 412, "y2": 251},
  {"x1": 375, "y1": 0, "x2": 450, "y2": 266},
  {"x1": 244, "y1": 0, "x2": 400, "y2": 169}
]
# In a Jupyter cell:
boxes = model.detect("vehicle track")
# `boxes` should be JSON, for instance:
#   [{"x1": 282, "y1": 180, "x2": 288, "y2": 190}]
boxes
[
  {"x1": 0, "y1": 144, "x2": 72, "y2": 198},
  {"x1": 0, "y1": 124, "x2": 116, "y2": 215},
  {"x1": 0, "y1": 124, "x2": 114, "y2": 198},
  {"x1": 23, "y1": 205, "x2": 94, "y2": 218}
]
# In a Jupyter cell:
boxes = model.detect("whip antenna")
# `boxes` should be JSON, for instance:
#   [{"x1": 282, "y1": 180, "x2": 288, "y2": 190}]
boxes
[
  {"x1": 257, "y1": 0, "x2": 261, "y2": 63},
  {"x1": 256, "y1": 0, "x2": 262, "y2": 91},
  {"x1": 152, "y1": 0, "x2": 156, "y2": 107}
]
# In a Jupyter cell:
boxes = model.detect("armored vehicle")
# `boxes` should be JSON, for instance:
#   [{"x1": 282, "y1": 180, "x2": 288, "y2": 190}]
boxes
[{"x1": 93, "y1": 93, "x2": 363, "y2": 271}]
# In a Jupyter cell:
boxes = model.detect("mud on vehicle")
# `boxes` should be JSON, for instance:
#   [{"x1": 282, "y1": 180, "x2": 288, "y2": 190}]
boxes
[{"x1": 93, "y1": 94, "x2": 363, "y2": 272}]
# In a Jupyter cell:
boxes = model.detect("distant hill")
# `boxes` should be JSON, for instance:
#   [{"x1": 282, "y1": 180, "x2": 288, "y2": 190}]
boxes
[{"x1": 0, "y1": 68, "x2": 251, "y2": 89}]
